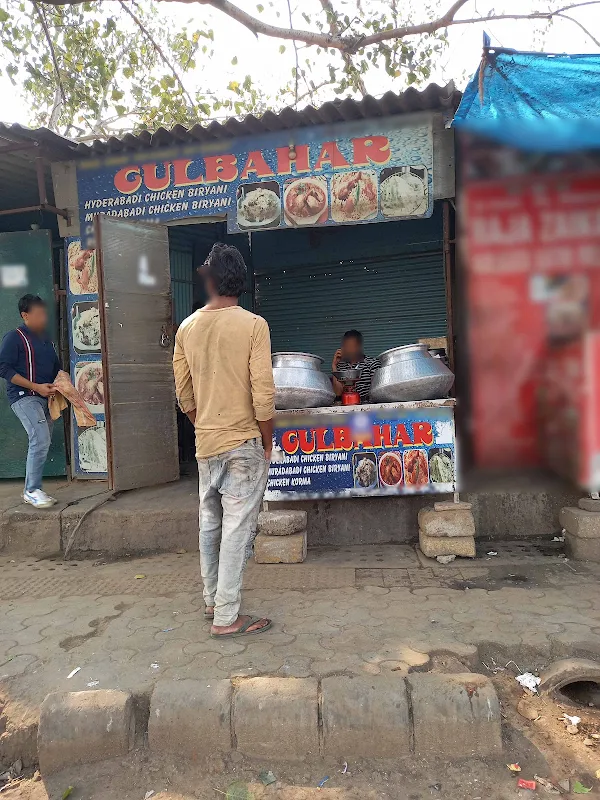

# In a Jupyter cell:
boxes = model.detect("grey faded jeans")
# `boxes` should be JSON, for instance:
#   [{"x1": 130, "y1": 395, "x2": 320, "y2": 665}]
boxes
[
  {"x1": 12, "y1": 395, "x2": 54, "y2": 493},
  {"x1": 198, "y1": 438, "x2": 268, "y2": 627}
]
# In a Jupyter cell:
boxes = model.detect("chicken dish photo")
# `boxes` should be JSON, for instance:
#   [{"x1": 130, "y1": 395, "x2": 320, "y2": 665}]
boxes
[
  {"x1": 403, "y1": 449, "x2": 429, "y2": 486},
  {"x1": 379, "y1": 452, "x2": 403, "y2": 487},
  {"x1": 75, "y1": 362, "x2": 104, "y2": 412},
  {"x1": 68, "y1": 241, "x2": 98, "y2": 295},
  {"x1": 354, "y1": 454, "x2": 378, "y2": 488},
  {"x1": 331, "y1": 171, "x2": 378, "y2": 222},
  {"x1": 284, "y1": 178, "x2": 327, "y2": 225}
]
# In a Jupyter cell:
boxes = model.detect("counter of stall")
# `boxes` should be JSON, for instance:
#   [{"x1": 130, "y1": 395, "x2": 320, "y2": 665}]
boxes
[{"x1": 265, "y1": 345, "x2": 457, "y2": 501}]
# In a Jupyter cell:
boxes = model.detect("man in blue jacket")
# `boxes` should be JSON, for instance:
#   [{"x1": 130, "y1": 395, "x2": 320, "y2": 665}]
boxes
[{"x1": 0, "y1": 295, "x2": 61, "y2": 508}]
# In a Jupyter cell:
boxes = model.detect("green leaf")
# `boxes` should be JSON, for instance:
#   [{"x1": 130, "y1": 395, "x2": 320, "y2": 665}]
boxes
[
  {"x1": 256, "y1": 3, "x2": 264, "y2": 11},
  {"x1": 111, "y1": 88, "x2": 124, "y2": 100},
  {"x1": 279, "y1": 44, "x2": 286, "y2": 53},
  {"x1": 62, "y1": 788, "x2": 74, "y2": 800},
  {"x1": 573, "y1": 783, "x2": 592, "y2": 794},
  {"x1": 231, "y1": 56, "x2": 238, "y2": 65},
  {"x1": 0, "y1": 8, "x2": 10, "y2": 22}
]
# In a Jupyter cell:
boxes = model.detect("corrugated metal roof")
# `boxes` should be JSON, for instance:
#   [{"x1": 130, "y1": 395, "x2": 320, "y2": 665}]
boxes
[
  {"x1": 0, "y1": 124, "x2": 77, "y2": 211},
  {"x1": 74, "y1": 82, "x2": 461, "y2": 156}
]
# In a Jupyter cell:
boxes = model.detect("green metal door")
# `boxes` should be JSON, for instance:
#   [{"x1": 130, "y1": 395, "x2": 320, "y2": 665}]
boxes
[{"x1": 0, "y1": 230, "x2": 67, "y2": 479}]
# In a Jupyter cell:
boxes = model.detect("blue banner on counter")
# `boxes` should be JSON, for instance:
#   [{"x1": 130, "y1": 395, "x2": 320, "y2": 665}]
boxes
[
  {"x1": 265, "y1": 404, "x2": 456, "y2": 500},
  {"x1": 77, "y1": 117, "x2": 433, "y2": 247},
  {"x1": 65, "y1": 237, "x2": 108, "y2": 478}
]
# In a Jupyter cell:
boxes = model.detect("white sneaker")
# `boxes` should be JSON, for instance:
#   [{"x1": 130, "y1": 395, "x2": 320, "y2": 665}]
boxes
[{"x1": 23, "y1": 489, "x2": 56, "y2": 509}]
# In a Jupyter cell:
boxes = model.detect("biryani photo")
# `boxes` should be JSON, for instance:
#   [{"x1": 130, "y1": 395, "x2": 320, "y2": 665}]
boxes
[
  {"x1": 379, "y1": 452, "x2": 403, "y2": 487},
  {"x1": 68, "y1": 240, "x2": 98, "y2": 295},
  {"x1": 72, "y1": 303, "x2": 101, "y2": 353},
  {"x1": 75, "y1": 361, "x2": 104, "y2": 413},
  {"x1": 353, "y1": 454, "x2": 377, "y2": 488},
  {"x1": 237, "y1": 184, "x2": 281, "y2": 228},
  {"x1": 380, "y1": 167, "x2": 428, "y2": 217},
  {"x1": 78, "y1": 424, "x2": 107, "y2": 473},
  {"x1": 403, "y1": 449, "x2": 429, "y2": 486},
  {"x1": 284, "y1": 177, "x2": 328, "y2": 226},
  {"x1": 331, "y1": 171, "x2": 378, "y2": 222},
  {"x1": 428, "y1": 448, "x2": 454, "y2": 483}
]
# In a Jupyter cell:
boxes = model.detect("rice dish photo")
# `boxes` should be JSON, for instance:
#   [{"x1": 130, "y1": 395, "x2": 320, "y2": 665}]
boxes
[
  {"x1": 380, "y1": 168, "x2": 428, "y2": 217},
  {"x1": 78, "y1": 424, "x2": 107, "y2": 473},
  {"x1": 331, "y1": 171, "x2": 378, "y2": 222},
  {"x1": 284, "y1": 178, "x2": 328, "y2": 225},
  {"x1": 68, "y1": 240, "x2": 98, "y2": 295},
  {"x1": 72, "y1": 304, "x2": 101, "y2": 352},
  {"x1": 354, "y1": 456, "x2": 377, "y2": 488},
  {"x1": 237, "y1": 187, "x2": 280, "y2": 227}
]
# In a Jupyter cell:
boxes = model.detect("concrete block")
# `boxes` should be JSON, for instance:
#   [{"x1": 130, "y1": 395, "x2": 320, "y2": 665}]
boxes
[
  {"x1": 419, "y1": 530, "x2": 475, "y2": 559},
  {"x1": 408, "y1": 673, "x2": 502, "y2": 758},
  {"x1": 565, "y1": 532, "x2": 600, "y2": 562},
  {"x1": 254, "y1": 531, "x2": 307, "y2": 563},
  {"x1": 258, "y1": 510, "x2": 307, "y2": 536},
  {"x1": 148, "y1": 679, "x2": 231, "y2": 758},
  {"x1": 579, "y1": 497, "x2": 600, "y2": 512},
  {"x1": 322, "y1": 675, "x2": 410, "y2": 758},
  {"x1": 234, "y1": 677, "x2": 318, "y2": 760},
  {"x1": 1, "y1": 506, "x2": 62, "y2": 557},
  {"x1": 418, "y1": 506, "x2": 476, "y2": 538},
  {"x1": 434, "y1": 501, "x2": 472, "y2": 511},
  {"x1": 560, "y1": 506, "x2": 600, "y2": 538},
  {"x1": 38, "y1": 690, "x2": 135, "y2": 775}
]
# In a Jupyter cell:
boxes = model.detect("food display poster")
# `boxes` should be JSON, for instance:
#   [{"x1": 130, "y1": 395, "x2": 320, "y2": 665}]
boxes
[
  {"x1": 265, "y1": 405, "x2": 456, "y2": 501},
  {"x1": 76, "y1": 116, "x2": 433, "y2": 247},
  {"x1": 463, "y1": 172, "x2": 600, "y2": 473},
  {"x1": 65, "y1": 237, "x2": 108, "y2": 478}
]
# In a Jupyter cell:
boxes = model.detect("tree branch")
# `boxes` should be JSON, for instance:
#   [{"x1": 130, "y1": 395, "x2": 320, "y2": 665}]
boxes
[
  {"x1": 31, "y1": 1, "x2": 66, "y2": 107},
  {"x1": 117, "y1": 0, "x2": 197, "y2": 110},
  {"x1": 319, "y1": 0, "x2": 367, "y2": 95},
  {"x1": 34, "y1": 0, "x2": 600, "y2": 57}
]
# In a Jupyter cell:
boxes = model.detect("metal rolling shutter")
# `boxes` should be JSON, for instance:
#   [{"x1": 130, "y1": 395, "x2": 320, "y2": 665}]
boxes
[{"x1": 253, "y1": 211, "x2": 446, "y2": 364}]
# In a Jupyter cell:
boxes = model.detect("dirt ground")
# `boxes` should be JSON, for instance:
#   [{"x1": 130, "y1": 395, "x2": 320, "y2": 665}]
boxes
[{"x1": 4, "y1": 662, "x2": 600, "y2": 800}]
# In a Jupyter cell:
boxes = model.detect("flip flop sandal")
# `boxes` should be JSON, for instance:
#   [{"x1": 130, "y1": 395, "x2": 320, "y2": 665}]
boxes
[
  {"x1": 204, "y1": 608, "x2": 214, "y2": 619},
  {"x1": 210, "y1": 616, "x2": 272, "y2": 639}
]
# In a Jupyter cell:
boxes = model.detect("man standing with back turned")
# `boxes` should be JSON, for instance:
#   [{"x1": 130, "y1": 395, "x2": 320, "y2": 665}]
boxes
[{"x1": 173, "y1": 243, "x2": 275, "y2": 639}]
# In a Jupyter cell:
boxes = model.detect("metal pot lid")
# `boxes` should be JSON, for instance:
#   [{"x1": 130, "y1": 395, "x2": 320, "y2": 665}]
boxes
[
  {"x1": 378, "y1": 343, "x2": 428, "y2": 360},
  {"x1": 272, "y1": 351, "x2": 324, "y2": 362}
]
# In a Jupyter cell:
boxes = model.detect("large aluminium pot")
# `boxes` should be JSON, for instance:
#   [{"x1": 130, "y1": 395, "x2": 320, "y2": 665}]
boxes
[
  {"x1": 273, "y1": 352, "x2": 335, "y2": 410},
  {"x1": 370, "y1": 343, "x2": 454, "y2": 402}
]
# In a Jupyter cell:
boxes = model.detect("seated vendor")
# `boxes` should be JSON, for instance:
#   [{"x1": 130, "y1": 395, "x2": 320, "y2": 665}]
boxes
[{"x1": 331, "y1": 330, "x2": 380, "y2": 404}]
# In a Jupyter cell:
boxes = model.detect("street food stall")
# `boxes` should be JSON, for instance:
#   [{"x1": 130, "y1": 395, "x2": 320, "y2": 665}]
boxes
[
  {"x1": 49, "y1": 85, "x2": 460, "y2": 527},
  {"x1": 266, "y1": 346, "x2": 456, "y2": 501}
]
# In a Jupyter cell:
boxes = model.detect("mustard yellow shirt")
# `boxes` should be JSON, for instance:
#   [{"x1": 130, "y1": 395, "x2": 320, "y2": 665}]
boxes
[{"x1": 173, "y1": 306, "x2": 275, "y2": 459}]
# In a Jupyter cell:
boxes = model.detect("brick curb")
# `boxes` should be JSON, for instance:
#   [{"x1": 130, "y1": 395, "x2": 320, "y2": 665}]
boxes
[{"x1": 37, "y1": 674, "x2": 502, "y2": 775}]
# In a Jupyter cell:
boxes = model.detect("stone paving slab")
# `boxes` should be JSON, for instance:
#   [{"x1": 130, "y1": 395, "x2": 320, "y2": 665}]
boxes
[{"x1": 1, "y1": 545, "x2": 600, "y2": 769}]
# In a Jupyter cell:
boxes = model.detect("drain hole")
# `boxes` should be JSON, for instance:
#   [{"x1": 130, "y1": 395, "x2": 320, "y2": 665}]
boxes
[{"x1": 560, "y1": 681, "x2": 600, "y2": 708}]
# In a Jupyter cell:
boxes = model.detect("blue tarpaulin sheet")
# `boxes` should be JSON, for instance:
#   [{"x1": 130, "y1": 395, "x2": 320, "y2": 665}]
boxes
[{"x1": 452, "y1": 51, "x2": 600, "y2": 151}]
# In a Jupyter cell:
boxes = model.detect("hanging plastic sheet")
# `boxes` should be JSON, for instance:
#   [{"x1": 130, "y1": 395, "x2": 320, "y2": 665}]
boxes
[{"x1": 452, "y1": 50, "x2": 600, "y2": 151}]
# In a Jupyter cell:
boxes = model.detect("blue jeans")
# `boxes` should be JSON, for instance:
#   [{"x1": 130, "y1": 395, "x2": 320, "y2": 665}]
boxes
[
  {"x1": 12, "y1": 395, "x2": 54, "y2": 493},
  {"x1": 198, "y1": 438, "x2": 268, "y2": 626}
]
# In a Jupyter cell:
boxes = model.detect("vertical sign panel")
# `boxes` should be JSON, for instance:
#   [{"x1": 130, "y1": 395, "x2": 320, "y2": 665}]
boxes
[{"x1": 65, "y1": 237, "x2": 108, "y2": 477}]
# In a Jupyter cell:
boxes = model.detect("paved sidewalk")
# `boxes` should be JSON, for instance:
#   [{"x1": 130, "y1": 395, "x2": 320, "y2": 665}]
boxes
[{"x1": 2, "y1": 542, "x2": 600, "y2": 768}]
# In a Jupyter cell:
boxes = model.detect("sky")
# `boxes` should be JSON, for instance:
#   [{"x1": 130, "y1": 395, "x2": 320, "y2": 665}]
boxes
[{"x1": 0, "y1": 0, "x2": 598, "y2": 131}]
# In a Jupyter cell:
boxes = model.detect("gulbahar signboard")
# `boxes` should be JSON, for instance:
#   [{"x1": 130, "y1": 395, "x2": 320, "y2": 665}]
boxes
[
  {"x1": 265, "y1": 403, "x2": 456, "y2": 500},
  {"x1": 77, "y1": 117, "x2": 433, "y2": 246}
]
